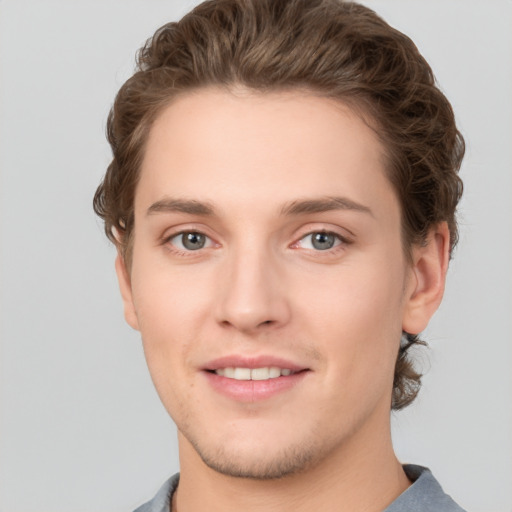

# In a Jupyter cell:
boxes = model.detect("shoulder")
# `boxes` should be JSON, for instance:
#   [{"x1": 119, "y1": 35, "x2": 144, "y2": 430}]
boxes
[
  {"x1": 132, "y1": 474, "x2": 179, "y2": 512},
  {"x1": 132, "y1": 466, "x2": 466, "y2": 512},
  {"x1": 384, "y1": 465, "x2": 466, "y2": 512}
]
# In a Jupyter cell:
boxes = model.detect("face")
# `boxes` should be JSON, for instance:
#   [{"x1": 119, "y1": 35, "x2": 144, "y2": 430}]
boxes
[{"x1": 117, "y1": 89, "x2": 441, "y2": 479}]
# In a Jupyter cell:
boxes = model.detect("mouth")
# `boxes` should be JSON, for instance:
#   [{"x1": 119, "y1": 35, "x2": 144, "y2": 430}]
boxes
[
  {"x1": 210, "y1": 367, "x2": 295, "y2": 380},
  {"x1": 202, "y1": 357, "x2": 309, "y2": 402}
]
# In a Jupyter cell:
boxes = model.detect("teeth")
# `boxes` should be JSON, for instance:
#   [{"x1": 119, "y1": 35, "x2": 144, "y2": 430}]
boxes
[
  {"x1": 214, "y1": 367, "x2": 294, "y2": 380},
  {"x1": 234, "y1": 368, "x2": 251, "y2": 380},
  {"x1": 251, "y1": 367, "x2": 271, "y2": 380},
  {"x1": 268, "y1": 367, "x2": 281, "y2": 378},
  {"x1": 224, "y1": 367, "x2": 235, "y2": 378}
]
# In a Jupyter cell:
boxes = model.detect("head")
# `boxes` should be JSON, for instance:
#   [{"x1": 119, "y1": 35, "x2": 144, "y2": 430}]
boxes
[{"x1": 94, "y1": 0, "x2": 464, "y2": 473}]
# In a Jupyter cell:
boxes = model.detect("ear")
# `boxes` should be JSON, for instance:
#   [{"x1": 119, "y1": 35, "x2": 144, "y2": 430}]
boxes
[
  {"x1": 115, "y1": 253, "x2": 140, "y2": 331},
  {"x1": 402, "y1": 222, "x2": 451, "y2": 335}
]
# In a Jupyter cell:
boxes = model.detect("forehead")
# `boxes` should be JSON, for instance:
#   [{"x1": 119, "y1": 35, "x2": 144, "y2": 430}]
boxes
[{"x1": 136, "y1": 88, "x2": 397, "y2": 223}]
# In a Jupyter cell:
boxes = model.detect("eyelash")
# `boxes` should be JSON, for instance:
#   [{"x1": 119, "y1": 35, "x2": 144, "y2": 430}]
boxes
[{"x1": 162, "y1": 229, "x2": 351, "y2": 256}]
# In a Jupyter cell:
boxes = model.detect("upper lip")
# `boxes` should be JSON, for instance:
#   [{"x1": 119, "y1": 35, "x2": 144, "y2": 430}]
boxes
[{"x1": 202, "y1": 355, "x2": 308, "y2": 372}]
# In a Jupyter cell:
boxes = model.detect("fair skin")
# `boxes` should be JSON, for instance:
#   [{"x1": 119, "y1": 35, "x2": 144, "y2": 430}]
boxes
[{"x1": 116, "y1": 88, "x2": 449, "y2": 512}]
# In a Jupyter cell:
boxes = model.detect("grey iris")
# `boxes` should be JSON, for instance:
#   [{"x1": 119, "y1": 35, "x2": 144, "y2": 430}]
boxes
[
  {"x1": 182, "y1": 232, "x2": 206, "y2": 250},
  {"x1": 312, "y1": 232, "x2": 336, "y2": 250}
]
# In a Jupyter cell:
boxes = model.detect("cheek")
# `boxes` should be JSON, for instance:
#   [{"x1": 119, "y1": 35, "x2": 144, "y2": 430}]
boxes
[
  {"x1": 131, "y1": 247, "x2": 212, "y2": 330},
  {"x1": 295, "y1": 260, "x2": 404, "y2": 377},
  {"x1": 304, "y1": 276, "x2": 402, "y2": 421},
  {"x1": 298, "y1": 260, "x2": 405, "y2": 331},
  {"x1": 133, "y1": 281, "x2": 201, "y2": 418},
  {"x1": 129, "y1": 259, "x2": 213, "y2": 390}
]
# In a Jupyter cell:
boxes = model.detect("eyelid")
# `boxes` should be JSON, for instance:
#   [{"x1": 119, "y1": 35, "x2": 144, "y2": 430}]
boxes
[
  {"x1": 161, "y1": 223, "x2": 215, "y2": 242},
  {"x1": 291, "y1": 224, "x2": 353, "y2": 247}
]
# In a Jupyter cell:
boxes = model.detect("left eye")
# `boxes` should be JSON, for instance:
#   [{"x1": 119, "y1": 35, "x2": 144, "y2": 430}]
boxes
[
  {"x1": 299, "y1": 232, "x2": 342, "y2": 251},
  {"x1": 168, "y1": 232, "x2": 213, "y2": 251}
]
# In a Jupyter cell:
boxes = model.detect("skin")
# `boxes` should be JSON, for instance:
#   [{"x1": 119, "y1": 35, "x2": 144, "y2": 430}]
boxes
[{"x1": 116, "y1": 88, "x2": 449, "y2": 512}]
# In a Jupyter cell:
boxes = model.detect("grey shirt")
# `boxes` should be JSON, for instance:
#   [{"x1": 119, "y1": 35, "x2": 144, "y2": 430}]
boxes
[{"x1": 133, "y1": 465, "x2": 466, "y2": 512}]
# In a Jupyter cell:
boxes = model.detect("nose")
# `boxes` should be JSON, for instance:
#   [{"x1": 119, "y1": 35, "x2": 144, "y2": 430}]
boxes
[{"x1": 215, "y1": 245, "x2": 291, "y2": 333}]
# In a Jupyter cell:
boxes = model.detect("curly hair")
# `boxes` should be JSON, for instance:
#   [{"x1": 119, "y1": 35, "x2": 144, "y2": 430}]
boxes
[{"x1": 93, "y1": 0, "x2": 464, "y2": 410}]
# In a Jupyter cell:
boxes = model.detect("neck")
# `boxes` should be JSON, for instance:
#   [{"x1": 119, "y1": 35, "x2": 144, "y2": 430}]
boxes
[{"x1": 174, "y1": 412, "x2": 410, "y2": 512}]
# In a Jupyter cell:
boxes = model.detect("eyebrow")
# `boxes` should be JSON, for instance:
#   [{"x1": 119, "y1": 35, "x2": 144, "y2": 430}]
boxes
[
  {"x1": 146, "y1": 195, "x2": 373, "y2": 218},
  {"x1": 280, "y1": 196, "x2": 374, "y2": 217},
  {"x1": 147, "y1": 198, "x2": 215, "y2": 216}
]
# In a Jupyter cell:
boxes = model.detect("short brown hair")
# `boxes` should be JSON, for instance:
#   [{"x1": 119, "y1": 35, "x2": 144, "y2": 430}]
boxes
[{"x1": 94, "y1": 0, "x2": 464, "y2": 410}]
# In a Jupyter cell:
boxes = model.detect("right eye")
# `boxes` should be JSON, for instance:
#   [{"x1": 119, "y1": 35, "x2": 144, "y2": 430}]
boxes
[{"x1": 168, "y1": 231, "x2": 213, "y2": 251}]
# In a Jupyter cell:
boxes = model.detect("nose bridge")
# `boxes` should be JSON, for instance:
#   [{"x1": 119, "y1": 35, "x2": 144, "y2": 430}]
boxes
[{"x1": 216, "y1": 237, "x2": 290, "y2": 332}]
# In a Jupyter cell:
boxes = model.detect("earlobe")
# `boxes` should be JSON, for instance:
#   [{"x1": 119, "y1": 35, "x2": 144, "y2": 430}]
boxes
[
  {"x1": 115, "y1": 253, "x2": 140, "y2": 331},
  {"x1": 402, "y1": 222, "x2": 450, "y2": 335}
]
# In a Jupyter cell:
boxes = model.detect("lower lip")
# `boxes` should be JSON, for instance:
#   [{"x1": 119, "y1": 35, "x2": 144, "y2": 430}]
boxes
[{"x1": 203, "y1": 370, "x2": 309, "y2": 402}]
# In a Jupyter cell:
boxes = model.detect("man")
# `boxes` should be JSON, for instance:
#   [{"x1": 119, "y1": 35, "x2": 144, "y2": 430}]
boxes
[{"x1": 93, "y1": 0, "x2": 465, "y2": 510}]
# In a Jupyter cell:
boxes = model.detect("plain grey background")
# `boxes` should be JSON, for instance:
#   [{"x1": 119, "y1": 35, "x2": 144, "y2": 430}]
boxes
[{"x1": 1, "y1": 1, "x2": 511, "y2": 511}]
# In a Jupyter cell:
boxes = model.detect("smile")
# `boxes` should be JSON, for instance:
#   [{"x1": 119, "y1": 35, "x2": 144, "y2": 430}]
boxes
[{"x1": 214, "y1": 367, "x2": 294, "y2": 380}]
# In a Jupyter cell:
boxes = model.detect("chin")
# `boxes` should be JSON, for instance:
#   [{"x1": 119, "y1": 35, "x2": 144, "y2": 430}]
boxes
[{"x1": 186, "y1": 431, "x2": 323, "y2": 480}]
